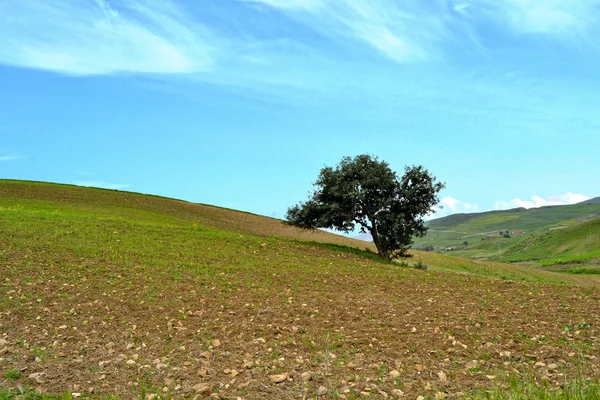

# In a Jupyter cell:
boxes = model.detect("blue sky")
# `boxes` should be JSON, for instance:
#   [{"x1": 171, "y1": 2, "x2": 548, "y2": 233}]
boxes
[{"x1": 1, "y1": 0, "x2": 598, "y2": 220}]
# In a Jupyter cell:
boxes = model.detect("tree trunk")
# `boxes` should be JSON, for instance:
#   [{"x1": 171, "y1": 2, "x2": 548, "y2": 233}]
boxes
[{"x1": 369, "y1": 225, "x2": 389, "y2": 259}]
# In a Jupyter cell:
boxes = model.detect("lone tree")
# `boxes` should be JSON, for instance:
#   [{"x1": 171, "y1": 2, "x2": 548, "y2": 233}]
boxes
[{"x1": 285, "y1": 154, "x2": 445, "y2": 259}]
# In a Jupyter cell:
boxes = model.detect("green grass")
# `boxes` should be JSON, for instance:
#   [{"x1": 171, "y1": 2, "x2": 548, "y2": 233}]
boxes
[
  {"x1": 500, "y1": 218, "x2": 600, "y2": 265},
  {"x1": 465, "y1": 373, "x2": 600, "y2": 400},
  {"x1": 2, "y1": 180, "x2": 600, "y2": 399},
  {"x1": 0, "y1": 387, "x2": 121, "y2": 399},
  {"x1": 3, "y1": 369, "x2": 22, "y2": 381}
]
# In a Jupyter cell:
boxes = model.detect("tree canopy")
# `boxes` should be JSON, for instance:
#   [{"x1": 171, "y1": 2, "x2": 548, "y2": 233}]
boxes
[{"x1": 285, "y1": 154, "x2": 445, "y2": 259}]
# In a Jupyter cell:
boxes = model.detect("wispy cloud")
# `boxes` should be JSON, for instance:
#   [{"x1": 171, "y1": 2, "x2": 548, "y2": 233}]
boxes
[
  {"x1": 465, "y1": 0, "x2": 600, "y2": 45},
  {"x1": 73, "y1": 180, "x2": 131, "y2": 190},
  {"x1": 0, "y1": 153, "x2": 25, "y2": 162},
  {"x1": 242, "y1": 0, "x2": 458, "y2": 63},
  {"x1": 0, "y1": 0, "x2": 216, "y2": 75},
  {"x1": 494, "y1": 192, "x2": 590, "y2": 210},
  {"x1": 244, "y1": 0, "x2": 322, "y2": 11}
]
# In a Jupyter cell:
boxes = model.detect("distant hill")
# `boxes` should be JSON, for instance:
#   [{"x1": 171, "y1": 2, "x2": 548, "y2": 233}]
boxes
[
  {"x1": 414, "y1": 200, "x2": 600, "y2": 260},
  {"x1": 579, "y1": 197, "x2": 600, "y2": 205},
  {"x1": 500, "y1": 217, "x2": 600, "y2": 266}
]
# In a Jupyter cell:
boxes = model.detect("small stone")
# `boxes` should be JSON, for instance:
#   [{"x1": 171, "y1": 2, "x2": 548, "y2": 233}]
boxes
[
  {"x1": 193, "y1": 383, "x2": 211, "y2": 395},
  {"x1": 548, "y1": 363, "x2": 559, "y2": 370},
  {"x1": 126, "y1": 359, "x2": 136, "y2": 365},
  {"x1": 146, "y1": 395, "x2": 158, "y2": 400},
  {"x1": 391, "y1": 389, "x2": 404, "y2": 397},
  {"x1": 486, "y1": 375, "x2": 496, "y2": 380},
  {"x1": 316, "y1": 386, "x2": 328, "y2": 396},
  {"x1": 414, "y1": 364, "x2": 424, "y2": 372},
  {"x1": 72, "y1": 393, "x2": 81, "y2": 398},
  {"x1": 465, "y1": 360, "x2": 478, "y2": 369},
  {"x1": 230, "y1": 369, "x2": 239, "y2": 377},
  {"x1": 389, "y1": 370, "x2": 400, "y2": 378},
  {"x1": 437, "y1": 371, "x2": 447, "y2": 383},
  {"x1": 28, "y1": 372, "x2": 45, "y2": 384},
  {"x1": 301, "y1": 372, "x2": 312, "y2": 381},
  {"x1": 212, "y1": 339, "x2": 221, "y2": 347},
  {"x1": 535, "y1": 362, "x2": 546, "y2": 367},
  {"x1": 417, "y1": 396, "x2": 425, "y2": 400},
  {"x1": 269, "y1": 373, "x2": 289, "y2": 383},
  {"x1": 435, "y1": 392, "x2": 448, "y2": 399}
]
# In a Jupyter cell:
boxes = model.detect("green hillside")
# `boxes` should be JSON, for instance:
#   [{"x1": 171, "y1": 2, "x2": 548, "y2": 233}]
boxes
[
  {"x1": 500, "y1": 218, "x2": 600, "y2": 269},
  {"x1": 2, "y1": 180, "x2": 600, "y2": 399},
  {"x1": 413, "y1": 202, "x2": 600, "y2": 260}
]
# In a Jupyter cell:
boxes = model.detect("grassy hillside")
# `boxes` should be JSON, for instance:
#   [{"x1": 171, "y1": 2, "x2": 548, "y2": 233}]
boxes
[
  {"x1": 499, "y1": 218, "x2": 600, "y2": 268},
  {"x1": 413, "y1": 202, "x2": 600, "y2": 260},
  {"x1": 0, "y1": 180, "x2": 374, "y2": 249},
  {"x1": 2, "y1": 180, "x2": 600, "y2": 399}
]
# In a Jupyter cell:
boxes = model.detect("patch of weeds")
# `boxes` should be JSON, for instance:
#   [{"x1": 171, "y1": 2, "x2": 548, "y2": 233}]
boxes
[
  {"x1": 377, "y1": 363, "x2": 388, "y2": 383},
  {"x1": 464, "y1": 371, "x2": 600, "y2": 399},
  {"x1": 3, "y1": 368, "x2": 22, "y2": 381},
  {"x1": 32, "y1": 346, "x2": 48, "y2": 363},
  {"x1": 413, "y1": 259, "x2": 428, "y2": 270}
]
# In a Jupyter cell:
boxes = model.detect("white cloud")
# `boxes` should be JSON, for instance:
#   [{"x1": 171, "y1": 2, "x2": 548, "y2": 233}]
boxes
[
  {"x1": 473, "y1": 0, "x2": 600, "y2": 45},
  {"x1": 73, "y1": 180, "x2": 131, "y2": 190},
  {"x1": 561, "y1": 192, "x2": 590, "y2": 204},
  {"x1": 433, "y1": 196, "x2": 479, "y2": 218},
  {"x1": 441, "y1": 196, "x2": 460, "y2": 211},
  {"x1": 242, "y1": 0, "x2": 322, "y2": 11},
  {"x1": 241, "y1": 0, "x2": 454, "y2": 63},
  {"x1": 494, "y1": 0, "x2": 598, "y2": 34},
  {"x1": 0, "y1": 153, "x2": 25, "y2": 161},
  {"x1": 495, "y1": 192, "x2": 590, "y2": 210},
  {"x1": 0, "y1": 0, "x2": 216, "y2": 75}
]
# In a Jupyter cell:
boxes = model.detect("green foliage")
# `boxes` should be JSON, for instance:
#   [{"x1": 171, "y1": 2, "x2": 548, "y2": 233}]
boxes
[
  {"x1": 285, "y1": 155, "x2": 445, "y2": 259},
  {"x1": 464, "y1": 373, "x2": 600, "y2": 400},
  {"x1": 3, "y1": 369, "x2": 22, "y2": 381},
  {"x1": 413, "y1": 258, "x2": 428, "y2": 270}
]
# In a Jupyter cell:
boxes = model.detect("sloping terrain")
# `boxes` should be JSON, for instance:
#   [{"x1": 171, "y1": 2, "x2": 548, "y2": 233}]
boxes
[
  {"x1": 0, "y1": 180, "x2": 373, "y2": 249},
  {"x1": 413, "y1": 202, "x2": 600, "y2": 260},
  {"x1": 1, "y1": 181, "x2": 600, "y2": 399},
  {"x1": 500, "y1": 218, "x2": 600, "y2": 268}
]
